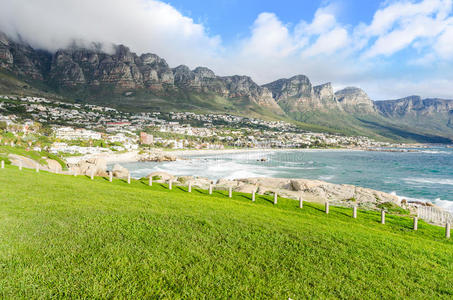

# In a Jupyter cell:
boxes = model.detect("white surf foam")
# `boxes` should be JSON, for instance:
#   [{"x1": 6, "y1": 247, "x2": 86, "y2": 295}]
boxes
[{"x1": 404, "y1": 177, "x2": 453, "y2": 186}]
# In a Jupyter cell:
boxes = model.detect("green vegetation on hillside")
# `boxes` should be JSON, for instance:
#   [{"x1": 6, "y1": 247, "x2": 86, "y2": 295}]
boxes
[{"x1": 0, "y1": 166, "x2": 452, "y2": 298}]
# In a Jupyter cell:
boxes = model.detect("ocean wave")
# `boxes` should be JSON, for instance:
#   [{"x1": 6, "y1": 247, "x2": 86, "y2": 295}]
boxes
[
  {"x1": 404, "y1": 177, "x2": 453, "y2": 186},
  {"x1": 319, "y1": 175, "x2": 334, "y2": 181}
]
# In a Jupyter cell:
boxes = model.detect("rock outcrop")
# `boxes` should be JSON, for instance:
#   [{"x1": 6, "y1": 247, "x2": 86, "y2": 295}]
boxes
[
  {"x1": 69, "y1": 158, "x2": 107, "y2": 176},
  {"x1": 112, "y1": 164, "x2": 129, "y2": 179},
  {"x1": 375, "y1": 96, "x2": 453, "y2": 117},
  {"x1": 166, "y1": 174, "x2": 401, "y2": 210},
  {"x1": 335, "y1": 87, "x2": 376, "y2": 113}
]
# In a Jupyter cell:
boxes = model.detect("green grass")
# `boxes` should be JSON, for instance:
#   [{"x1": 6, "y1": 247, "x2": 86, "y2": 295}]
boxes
[{"x1": 0, "y1": 166, "x2": 453, "y2": 298}]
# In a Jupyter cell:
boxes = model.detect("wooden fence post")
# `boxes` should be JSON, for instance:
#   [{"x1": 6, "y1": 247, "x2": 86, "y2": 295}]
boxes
[
  {"x1": 413, "y1": 217, "x2": 418, "y2": 231},
  {"x1": 188, "y1": 182, "x2": 192, "y2": 193},
  {"x1": 446, "y1": 223, "x2": 451, "y2": 239},
  {"x1": 353, "y1": 206, "x2": 357, "y2": 219},
  {"x1": 299, "y1": 195, "x2": 303, "y2": 208},
  {"x1": 228, "y1": 186, "x2": 232, "y2": 198},
  {"x1": 325, "y1": 201, "x2": 329, "y2": 214},
  {"x1": 381, "y1": 210, "x2": 386, "y2": 224},
  {"x1": 273, "y1": 192, "x2": 278, "y2": 205}
]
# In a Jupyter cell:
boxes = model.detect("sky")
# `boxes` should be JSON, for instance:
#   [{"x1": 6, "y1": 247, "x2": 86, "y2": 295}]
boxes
[{"x1": 1, "y1": 0, "x2": 453, "y2": 100}]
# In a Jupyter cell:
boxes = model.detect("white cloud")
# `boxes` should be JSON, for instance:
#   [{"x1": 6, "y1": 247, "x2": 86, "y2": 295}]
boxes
[
  {"x1": 362, "y1": 0, "x2": 453, "y2": 58},
  {"x1": 1, "y1": 0, "x2": 453, "y2": 99},
  {"x1": 240, "y1": 12, "x2": 298, "y2": 58},
  {"x1": 302, "y1": 27, "x2": 349, "y2": 57},
  {"x1": 0, "y1": 0, "x2": 222, "y2": 67}
]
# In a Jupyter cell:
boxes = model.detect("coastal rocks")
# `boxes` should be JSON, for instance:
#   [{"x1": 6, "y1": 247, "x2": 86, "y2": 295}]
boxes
[
  {"x1": 69, "y1": 158, "x2": 107, "y2": 176},
  {"x1": 147, "y1": 171, "x2": 174, "y2": 182},
  {"x1": 112, "y1": 164, "x2": 129, "y2": 179},
  {"x1": 227, "y1": 177, "x2": 400, "y2": 209},
  {"x1": 139, "y1": 152, "x2": 177, "y2": 162}
]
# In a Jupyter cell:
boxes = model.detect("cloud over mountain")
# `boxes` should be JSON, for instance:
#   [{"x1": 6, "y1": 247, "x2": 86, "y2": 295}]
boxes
[{"x1": 1, "y1": 0, "x2": 453, "y2": 99}]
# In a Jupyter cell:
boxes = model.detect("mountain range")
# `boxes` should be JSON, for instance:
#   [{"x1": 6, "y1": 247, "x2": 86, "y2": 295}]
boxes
[{"x1": 1, "y1": 31, "x2": 452, "y2": 143}]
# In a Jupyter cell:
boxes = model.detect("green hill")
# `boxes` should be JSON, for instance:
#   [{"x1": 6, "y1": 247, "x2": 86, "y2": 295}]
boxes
[{"x1": 0, "y1": 165, "x2": 452, "y2": 298}]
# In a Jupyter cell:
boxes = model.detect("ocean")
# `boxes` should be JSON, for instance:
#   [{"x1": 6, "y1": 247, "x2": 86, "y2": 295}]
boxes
[{"x1": 118, "y1": 147, "x2": 453, "y2": 212}]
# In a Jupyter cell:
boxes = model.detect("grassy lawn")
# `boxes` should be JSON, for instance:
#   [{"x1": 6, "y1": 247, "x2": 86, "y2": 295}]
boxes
[{"x1": 0, "y1": 165, "x2": 452, "y2": 298}]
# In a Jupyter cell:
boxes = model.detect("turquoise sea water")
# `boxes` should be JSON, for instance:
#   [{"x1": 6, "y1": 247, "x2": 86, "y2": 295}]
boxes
[{"x1": 120, "y1": 147, "x2": 453, "y2": 211}]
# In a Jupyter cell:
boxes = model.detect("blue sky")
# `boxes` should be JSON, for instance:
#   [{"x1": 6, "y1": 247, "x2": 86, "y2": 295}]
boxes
[
  {"x1": 168, "y1": 0, "x2": 383, "y2": 42},
  {"x1": 2, "y1": 0, "x2": 453, "y2": 99}
]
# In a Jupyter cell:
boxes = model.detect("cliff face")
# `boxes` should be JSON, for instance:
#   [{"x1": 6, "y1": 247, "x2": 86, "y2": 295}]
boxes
[
  {"x1": 375, "y1": 96, "x2": 453, "y2": 117},
  {"x1": 335, "y1": 87, "x2": 376, "y2": 113},
  {"x1": 0, "y1": 33, "x2": 283, "y2": 113},
  {"x1": 263, "y1": 75, "x2": 341, "y2": 112}
]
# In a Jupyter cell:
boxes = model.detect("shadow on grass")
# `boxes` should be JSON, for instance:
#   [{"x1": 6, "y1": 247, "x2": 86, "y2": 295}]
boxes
[
  {"x1": 258, "y1": 195, "x2": 274, "y2": 205},
  {"x1": 238, "y1": 195, "x2": 253, "y2": 201}
]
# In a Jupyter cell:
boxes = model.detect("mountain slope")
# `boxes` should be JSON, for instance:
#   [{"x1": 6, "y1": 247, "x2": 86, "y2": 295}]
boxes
[{"x1": 1, "y1": 31, "x2": 453, "y2": 142}]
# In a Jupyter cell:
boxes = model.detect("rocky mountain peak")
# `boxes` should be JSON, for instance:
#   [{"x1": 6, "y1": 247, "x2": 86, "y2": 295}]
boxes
[
  {"x1": 335, "y1": 87, "x2": 375, "y2": 113},
  {"x1": 193, "y1": 67, "x2": 216, "y2": 79}
]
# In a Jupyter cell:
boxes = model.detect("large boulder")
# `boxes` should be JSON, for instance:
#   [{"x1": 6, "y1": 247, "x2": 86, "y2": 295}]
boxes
[
  {"x1": 70, "y1": 158, "x2": 107, "y2": 176},
  {"x1": 112, "y1": 164, "x2": 129, "y2": 179},
  {"x1": 46, "y1": 159, "x2": 63, "y2": 173},
  {"x1": 147, "y1": 171, "x2": 174, "y2": 182}
]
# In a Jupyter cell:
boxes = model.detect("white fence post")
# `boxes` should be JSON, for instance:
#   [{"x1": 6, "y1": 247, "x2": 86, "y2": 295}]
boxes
[
  {"x1": 325, "y1": 201, "x2": 329, "y2": 214},
  {"x1": 228, "y1": 186, "x2": 232, "y2": 198},
  {"x1": 381, "y1": 210, "x2": 386, "y2": 224},
  {"x1": 353, "y1": 206, "x2": 357, "y2": 219},
  {"x1": 109, "y1": 171, "x2": 113, "y2": 182},
  {"x1": 188, "y1": 182, "x2": 192, "y2": 193},
  {"x1": 90, "y1": 170, "x2": 94, "y2": 180},
  {"x1": 1, "y1": 160, "x2": 4, "y2": 169},
  {"x1": 446, "y1": 223, "x2": 451, "y2": 239},
  {"x1": 19, "y1": 161, "x2": 22, "y2": 171},
  {"x1": 209, "y1": 184, "x2": 213, "y2": 195},
  {"x1": 252, "y1": 190, "x2": 256, "y2": 202},
  {"x1": 36, "y1": 164, "x2": 39, "y2": 173},
  {"x1": 169, "y1": 179, "x2": 172, "y2": 190},
  {"x1": 299, "y1": 195, "x2": 303, "y2": 209},
  {"x1": 127, "y1": 174, "x2": 131, "y2": 184},
  {"x1": 149, "y1": 176, "x2": 152, "y2": 186},
  {"x1": 273, "y1": 192, "x2": 278, "y2": 205},
  {"x1": 413, "y1": 217, "x2": 418, "y2": 231}
]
